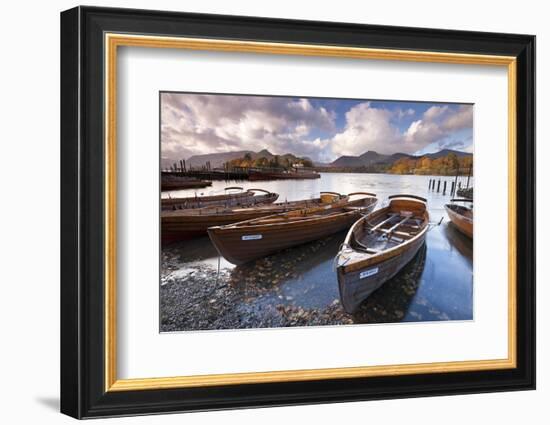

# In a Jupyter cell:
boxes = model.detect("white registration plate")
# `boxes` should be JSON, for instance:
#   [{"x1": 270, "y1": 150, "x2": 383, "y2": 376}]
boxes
[
  {"x1": 242, "y1": 234, "x2": 262, "y2": 241},
  {"x1": 359, "y1": 267, "x2": 379, "y2": 279}
]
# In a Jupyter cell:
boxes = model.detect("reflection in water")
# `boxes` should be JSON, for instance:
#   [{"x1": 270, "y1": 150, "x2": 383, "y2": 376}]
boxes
[
  {"x1": 160, "y1": 173, "x2": 473, "y2": 331},
  {"x1": 443, "y1": 222, "x2": 473, "y2": 264},
  {"x1": 353, "y1": 244, "x2": 426, "y2": 323}
]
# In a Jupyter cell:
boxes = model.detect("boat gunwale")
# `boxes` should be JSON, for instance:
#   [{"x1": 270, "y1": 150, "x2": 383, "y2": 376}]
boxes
[
  {"x1": 338, "y1": 201, "x2": 429, "y2": 273},
  {"x1": 161, "y1": 194, "x2": 344, "y2": 218},
  {"x1": 444, "y1": 204, "x2": 473, "y2": 224},
  {"x1": 208, "y1": 196, "x2": 377, "y2": 232}
]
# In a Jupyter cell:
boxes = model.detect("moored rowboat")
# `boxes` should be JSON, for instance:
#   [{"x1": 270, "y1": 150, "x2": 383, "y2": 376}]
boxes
[
  {"x1": 162, "y1": 192, "x2": 348, "y2": 243},
  {"x1": 207, "y1": 193, "x2": 378, "y2": 265},
  {"x1": 444, "y1": 198, "x2": 473, "y2": 238},
  {"x1": 161, "y1": 187, "x2": 277, "y2": 210},
  {"x1": 336, "y1": 194, "x2": 429, "y2": 314},
  {"x1": 161, "y1": 176, "x2": 212, "y2": 190}
]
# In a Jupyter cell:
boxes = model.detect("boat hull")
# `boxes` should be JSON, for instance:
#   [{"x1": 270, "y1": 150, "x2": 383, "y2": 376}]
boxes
[
  {"x1": 445, "y1": 205, "x2": 473, "y2": 238},
  {"x1": 337, "y1": 235, "x2": 426, "y2": 314},
  {"x1": 208, "y1": 199, "x2": 377, "y2": 265},
  {"x1": 162, "y1": 194, "x2": 348, "y2": 243},
  {"x1": 162, "y1": 208, "x2": 281, "y2": 244},
  {"x1": 336, "y1": 196, "x2": 429, "y2": 314},
  {"x1": 162, "y1": 192, "x2": 277, "y2": 210},
  {"x1": 161, "y1": 180, "x2": 212, "y2": 191}
]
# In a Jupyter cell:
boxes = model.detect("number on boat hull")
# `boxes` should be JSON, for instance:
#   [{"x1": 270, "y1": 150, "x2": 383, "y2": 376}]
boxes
[
  {"x1": 359, "y1": 267, "x2": 379, "y2": 279},
  {"x1": 242, "y1": 234, "x2": 263, "y2": 241}
]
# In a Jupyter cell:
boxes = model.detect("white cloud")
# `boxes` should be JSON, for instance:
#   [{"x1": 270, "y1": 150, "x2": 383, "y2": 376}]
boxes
[
  {"x1": 161, "y1": 93, "x2": 336, "y2": 162},
  {"x1": 329, "y1": 103, "x2": 402, "y2": 156},
  {"x1": 161, "y1": 93, "x2": 473, "y2": 163},
  {"x1": 321, "y1": 103, "x2": 473, "y2": 157}
]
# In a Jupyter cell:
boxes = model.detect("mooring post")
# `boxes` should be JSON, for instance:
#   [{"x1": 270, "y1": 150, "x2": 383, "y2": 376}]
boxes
[
  {"x1": 466, "y1": 163, "x2": 472, "y2": 189},
  {"x1": 451, "y1": 181, "x2": 455, "y2": 196},
  {"x1": 437, "y1": 179, "x2": 441, "y2": 192},
  {"x1": 182, "y1": 159, "x2": 186, "y2": 172},
  {"x1": 453, "y1": 165, "x2": 459, "y2": 196},
  {"x1": 443, "y1": 181, "x2": 447, "y2": 195}
]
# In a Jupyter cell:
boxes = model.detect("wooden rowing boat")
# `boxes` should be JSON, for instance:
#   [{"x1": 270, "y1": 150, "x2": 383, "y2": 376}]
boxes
[
  {"x1": 336, "y1": 194, "x2": 429, "y2": 314},
  {"x1": 161, "y1": 176, "x2": 212, "y2": 191},
  {"x1": 162, "y1": 192, "x2": 348, "y2": 243},
  {"x1": 207, "y1": 193, "x2": 378, "y2": 265},
  {"x1": 161, "y1": 187, "x2": 278, "y2": 210},
  {"x1": 444, "y1": 198, "x2": 473, "y2": 238}
]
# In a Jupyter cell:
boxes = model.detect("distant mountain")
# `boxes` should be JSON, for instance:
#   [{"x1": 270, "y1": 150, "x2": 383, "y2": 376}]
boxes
[
  {"x1": 330, "y1": 155, "x2": 367, "y2": 168},
  {"x1": 331, "y1": 151, "x2": 390, "y2": 167},
  {"x1": 387, "y1": 152, "x2": 416, "y2": 162},
  {"x1": 422, "y1": 149, "x2": 471, "y2": 160},
  {"x1": 164, "y1": 148, "x2": 471, "y2": 170},
  {"x1": 329, "y1": 148, "x2": 469, "y2": 167},
  {"x1": 185, "y1": 150, "x2": 254, "y2": 169},
  {"x1": 182, "y1": 149, "x2": 312, "y2": 169}
]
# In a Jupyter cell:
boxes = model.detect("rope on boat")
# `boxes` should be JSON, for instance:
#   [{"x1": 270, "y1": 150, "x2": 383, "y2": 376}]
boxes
[
  {"x1": 216, "y1": 255, "x2": 221, "y2": 285},
  {"x1": 427, "y1": 216, "x2": 445, "y2": 232}
]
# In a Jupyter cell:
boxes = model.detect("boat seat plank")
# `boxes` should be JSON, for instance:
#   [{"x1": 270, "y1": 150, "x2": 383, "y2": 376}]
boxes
[
  {"x1": 367, "y1": 213, "x2": 399, "y2": 233},
  {"x1": 351, "y1": 233, "x2": 380, "y2": 254},
  {"x1": 387, "y1": 215, "x2": 410, "y2": 234}
]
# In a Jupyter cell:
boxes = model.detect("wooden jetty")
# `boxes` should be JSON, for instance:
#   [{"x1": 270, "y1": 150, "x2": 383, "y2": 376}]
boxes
[{"x1": 336, "y1": 194, "x2": 429, "y2": 314}]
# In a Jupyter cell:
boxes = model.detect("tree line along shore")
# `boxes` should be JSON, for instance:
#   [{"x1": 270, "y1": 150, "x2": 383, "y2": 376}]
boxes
[{"x1": 225, "y1": 151, "x2": 473, "y2": 176}]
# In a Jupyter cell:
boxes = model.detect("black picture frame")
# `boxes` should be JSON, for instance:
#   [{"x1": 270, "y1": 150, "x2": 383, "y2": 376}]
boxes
[{"x1": 60, "y1": 5, "x2": 535, "y2": 419}]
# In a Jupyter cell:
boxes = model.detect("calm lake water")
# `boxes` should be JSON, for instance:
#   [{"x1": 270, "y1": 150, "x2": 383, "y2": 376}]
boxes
[{"x1": 161, "y1": 173, "x2": 473, "y2": 331}]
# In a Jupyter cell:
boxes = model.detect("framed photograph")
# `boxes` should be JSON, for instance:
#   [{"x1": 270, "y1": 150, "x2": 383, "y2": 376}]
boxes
[{"x1": 60, "y1": 6, "x2": 535, "y2": 419}]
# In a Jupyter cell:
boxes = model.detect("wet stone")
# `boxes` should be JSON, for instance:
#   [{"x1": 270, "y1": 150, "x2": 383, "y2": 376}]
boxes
[{"x1": 160, "y1": 220, "x2": 471, "y2": 331}]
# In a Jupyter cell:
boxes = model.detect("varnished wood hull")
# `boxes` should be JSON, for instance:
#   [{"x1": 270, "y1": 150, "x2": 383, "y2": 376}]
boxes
[
  {"x1": 208, "y1": 199, "x2": 377, "y2": 265},
  {"x1": 337, "y1": 197, "x2": 429, "y2": 313},
  {"x1": 162, "y1": 210, "x2": 268, "y2": 243},
  {"x1": 162, "y1": 192, "x2": 277, "y2": 210},
  {"x1": 445, "y1": 204, "x2": 473, "y2": 238},
  {"x1": 161, "y1": 180, "x2": 212, "y2": 191},
  {"x1": 162, "y1": 194, "x2": 347, "y2": 243},
  {"x1": 337, "y1": 234, "x2": 426, "y2": 314}
]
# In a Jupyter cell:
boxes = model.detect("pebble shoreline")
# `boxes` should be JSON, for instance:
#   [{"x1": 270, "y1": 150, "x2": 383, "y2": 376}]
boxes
[{"x1": 160, "y1": 236, "x2": 442, "y2": 332}]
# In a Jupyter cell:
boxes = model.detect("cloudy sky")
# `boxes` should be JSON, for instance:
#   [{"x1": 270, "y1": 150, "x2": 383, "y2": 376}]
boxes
[{"x1": 161, "y1": 92, "x2": 473, "y2": 163}]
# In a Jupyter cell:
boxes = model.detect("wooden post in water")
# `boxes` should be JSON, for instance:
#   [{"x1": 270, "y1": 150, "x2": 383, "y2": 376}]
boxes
[
  {"x1": 458, "y1": 181, "x2": 462, "y2": 189},
  {"x1": 451, "y1": 181, "x2": 455, "y2": 196},
  {"x1": 428, "y1": 179, "x2": 431, "y2": 190},
  {"x1": 443, "y1": 181, "x2": 447, "y2": 195},
  {"x1": 453, "y1": 165, "x2": 459, "y2": 196},
  {"x1": 437, "y1": 179, "x2": 441, "y2": 192},
  {"x1": 182, "y1": 159, "x2": 186, "y2": 172},
  {"x1": 466, "y1": 163, "x2": 472, "y2": 189}
]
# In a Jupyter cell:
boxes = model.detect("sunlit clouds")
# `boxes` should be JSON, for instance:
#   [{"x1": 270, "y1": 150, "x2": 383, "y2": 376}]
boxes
[{"x1": 161, "y1": 92, "x2": 473, "y2": 163}]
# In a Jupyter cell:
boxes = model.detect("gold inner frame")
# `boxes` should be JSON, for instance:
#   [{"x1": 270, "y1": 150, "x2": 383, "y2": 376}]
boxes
[{"x1": 104, "y1": 33, "x2": 517, "y2": 392}]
